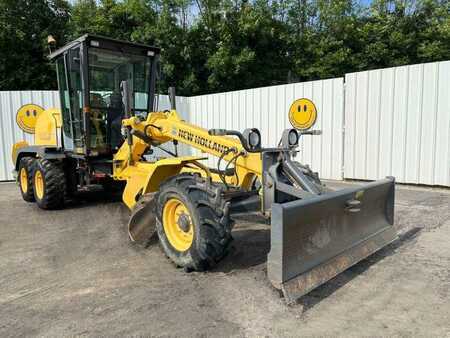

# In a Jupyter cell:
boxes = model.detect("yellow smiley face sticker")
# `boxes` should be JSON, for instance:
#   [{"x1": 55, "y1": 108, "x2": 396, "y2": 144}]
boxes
[
  {"x1": 288, "y1": 98, "x2": 317, "y2": 130},
  {"x1": 16, "y1": 104, "x2": 44, "y2": 134}
]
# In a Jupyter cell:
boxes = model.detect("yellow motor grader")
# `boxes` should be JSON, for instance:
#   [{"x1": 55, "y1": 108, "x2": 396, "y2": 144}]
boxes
[{"x1": 12, "y1": 35, "x2": 397, "y2": 303}]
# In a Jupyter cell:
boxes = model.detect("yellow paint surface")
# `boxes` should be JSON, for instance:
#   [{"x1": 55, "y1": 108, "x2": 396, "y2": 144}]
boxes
[{"x1": 34, "y1": 108, "x2": 62, "y2": 146}]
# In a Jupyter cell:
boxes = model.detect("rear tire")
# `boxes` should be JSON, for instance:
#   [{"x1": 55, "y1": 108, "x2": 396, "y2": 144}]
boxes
[
  {"x1": 155, "y1": 173, "x2": 233, "y2": 271},
  {"x1": 33, "y1": 159, "x2": 66, "y2": 209},
  {"x1": 18, "y1": 157, "x2": 35, "y2": 202}
]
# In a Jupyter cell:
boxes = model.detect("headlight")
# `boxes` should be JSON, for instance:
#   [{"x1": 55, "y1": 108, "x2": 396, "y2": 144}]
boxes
[
  {"x1": 281, "y1": 128, "x2": 299, "y2": 148},
  {"x1": 243, "y1": 128, "x2": 261, "y2": 150},
  {"x1": 249, "y1": 131, "x2": 260, "y2": 147},
  {"x1": 288, "y1": 129, "x2": 298, "y2": 146}
]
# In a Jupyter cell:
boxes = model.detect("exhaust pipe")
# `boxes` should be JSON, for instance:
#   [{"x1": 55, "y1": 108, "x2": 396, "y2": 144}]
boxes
[{"x1": 168, "y1": 87, "x2": 176, "y2": 110}]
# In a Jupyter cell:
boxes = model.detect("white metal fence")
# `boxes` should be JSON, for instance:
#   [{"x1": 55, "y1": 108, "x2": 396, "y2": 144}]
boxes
[
  {"x1": 0, "y1": 91, "x2": 60, "y2": 181},
  {"x1": 344, "y1": 60, "x2": 450, "y2": 186},
  {"x1": 0, "y1": 60, "x2": 448, "y2": 186},
  {"x1": 189, "y1": 78, "x2": 344, "y2": 180}
]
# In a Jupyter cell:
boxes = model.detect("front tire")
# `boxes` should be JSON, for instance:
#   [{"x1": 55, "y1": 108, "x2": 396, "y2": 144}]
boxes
[
  {"x1": 33, "y1": 159, "x2": 66, "y2": 209},
  {"x1": 155, "y1": 174, "x2": 233, "y2": 271},
  {"x1": 18, "y1": 157, "x2": 35, "y2": 202}
]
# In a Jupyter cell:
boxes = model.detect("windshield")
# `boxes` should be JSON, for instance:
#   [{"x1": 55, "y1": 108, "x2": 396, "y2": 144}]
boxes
[
  {"x1": 88, "y1": 47, "x2": 151, "y2": 113},
  {"x1": 87, "y1": 47, "x2": 151, "y2": 151}
]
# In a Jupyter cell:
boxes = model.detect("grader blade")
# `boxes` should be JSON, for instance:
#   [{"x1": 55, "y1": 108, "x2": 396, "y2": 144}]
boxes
[
  {"x1": 267, "y1": 178, "x2": 396, "y2": 304},
  {"x1": 128, "y1": 193, "x2": 157, "y2": 244}
]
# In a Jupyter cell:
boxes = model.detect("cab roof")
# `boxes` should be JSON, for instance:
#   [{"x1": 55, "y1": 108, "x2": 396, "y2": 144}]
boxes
[{"x1": 48, "y1": 34, "x2": 160, "y2": 60}]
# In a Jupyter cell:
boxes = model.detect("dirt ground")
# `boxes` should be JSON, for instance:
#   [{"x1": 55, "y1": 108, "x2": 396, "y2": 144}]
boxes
[{"x1": 0, "y1": 181, "x2": 449, "y2": 337}]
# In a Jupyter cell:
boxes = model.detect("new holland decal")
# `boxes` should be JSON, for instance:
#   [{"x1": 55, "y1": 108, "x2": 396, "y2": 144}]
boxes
[{"x1": 177, "y1": 128, "x2": 230, "y2": 153}]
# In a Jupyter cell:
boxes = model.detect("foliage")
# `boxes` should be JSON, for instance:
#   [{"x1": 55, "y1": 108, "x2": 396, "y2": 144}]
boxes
[
  {"x1": 0, "y1": 0, "x2": 448, "y2": 93},
  {"x1": 0, "y1": 0, "x2": 70, "y2": 89}
]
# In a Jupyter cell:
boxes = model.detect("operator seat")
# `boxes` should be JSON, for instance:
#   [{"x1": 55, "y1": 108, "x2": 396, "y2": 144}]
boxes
[
  {"x1": 107, "y1": 92, "x2": 124, "y2": 150},
  {"x1": 90, "y1": 93, "x2": 107, "y2": 149}
]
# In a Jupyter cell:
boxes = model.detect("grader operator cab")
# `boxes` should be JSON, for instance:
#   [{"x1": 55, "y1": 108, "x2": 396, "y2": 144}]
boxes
[{"x1": 12, "y1": 35, "x2": 397, "y2": 303}]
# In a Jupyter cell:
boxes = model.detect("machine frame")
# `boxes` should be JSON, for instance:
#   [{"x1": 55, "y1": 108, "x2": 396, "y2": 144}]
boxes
[{"x1": 11, "y1": 35, "x2": 398, "y2": 304}]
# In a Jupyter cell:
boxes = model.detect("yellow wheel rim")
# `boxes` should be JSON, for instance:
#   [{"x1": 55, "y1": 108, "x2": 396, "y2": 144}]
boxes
[
  {"x1": 20, "y1": 167, "x2": 28, "y2": 193},
  {"x1": 163, "y1": 198, "x2": 194, "y2": 252},
  {"x1": 34, "y1": 170, "x2": 44, "y2": 199}
]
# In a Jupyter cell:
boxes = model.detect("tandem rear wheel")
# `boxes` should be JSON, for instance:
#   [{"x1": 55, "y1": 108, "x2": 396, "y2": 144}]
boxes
[
  {"x1": 32, "y1": 159, "x2": 66, "y2": 209},
  {"x1": 18, "y1": 157, "x2": 36, "y2": 202}
]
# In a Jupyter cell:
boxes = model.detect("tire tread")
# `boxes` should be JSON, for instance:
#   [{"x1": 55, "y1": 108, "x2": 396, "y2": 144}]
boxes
[
  {"x1": 18, "y1": 157, "x2": 36, "y2": 202},
  {"x1": 34, "y1": 159, "x2": 66, "y2": 209},
  {"x1": 155, "y1": 173, "x2": 233, "y2": 271}
]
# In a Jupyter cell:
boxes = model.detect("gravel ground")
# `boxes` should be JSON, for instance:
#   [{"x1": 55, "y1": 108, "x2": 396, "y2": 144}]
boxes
[{"x1": 0, "y1": 181, "x2": 449, "y2": 337}]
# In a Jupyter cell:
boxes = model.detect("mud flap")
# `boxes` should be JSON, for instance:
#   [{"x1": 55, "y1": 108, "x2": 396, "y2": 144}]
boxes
[
  {"x1": 128, "y1": 193, "x2": 157, "y2": 244},
  {"x1": 267, "y1": 177, "x2": 397, "y2": 304}
]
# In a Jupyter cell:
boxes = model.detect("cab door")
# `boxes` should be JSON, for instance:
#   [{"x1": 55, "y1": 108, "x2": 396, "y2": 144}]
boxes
[{"x1": 55, "y1": 47, "x2": 85, "y2": 153}]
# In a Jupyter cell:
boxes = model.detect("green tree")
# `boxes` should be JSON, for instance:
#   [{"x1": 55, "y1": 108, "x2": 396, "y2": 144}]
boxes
[
  {"x1": 0, "y1": 0, "x2": 70, "y2": 90},
  {"x1": 70, "y1": 0, "x2": 159, "y2": 40},
  {"x1": 305, "y1": 0, "x2": 361, "y2": 79},
  {"x1": 355, "y1": 0, "x2": 450, "y2": 70},
  {"x1": 415, "y1": 0, "x2": 450, "y2": 62},
  {"x1": 208, "y1": 1, "x2": 290, "y2": 91},
  {"x1": 1, "y1": 0, "x2": 448, "y2": 93}
]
